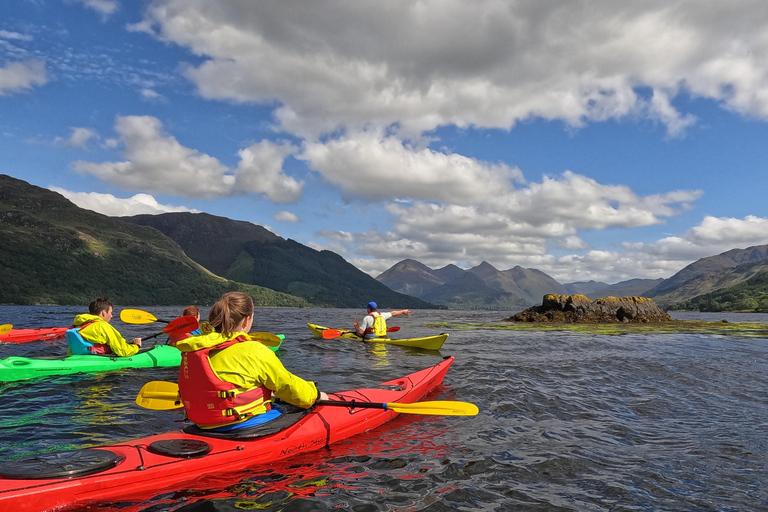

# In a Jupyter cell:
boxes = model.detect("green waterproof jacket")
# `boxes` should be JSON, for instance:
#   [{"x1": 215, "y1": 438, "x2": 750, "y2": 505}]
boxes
[{"x1": 72, "y1": 314, "x2": 140, "y2": 357}]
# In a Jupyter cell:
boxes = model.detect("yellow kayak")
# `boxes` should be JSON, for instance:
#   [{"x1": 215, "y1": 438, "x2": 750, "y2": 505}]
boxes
[{"x1": 307, "y1": 323, "x2": 447, "y2": 350}]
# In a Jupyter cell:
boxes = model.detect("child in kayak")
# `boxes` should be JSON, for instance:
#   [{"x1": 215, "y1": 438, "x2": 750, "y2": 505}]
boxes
[
  {"x1": 68, "y1": 297, "x2": 142, "y2": 356},
  {"x1": 174, "y1": 291, "x2": 328, "y2": 431},
  {"x1": 353, "y1": 301, "x2": 412, "y2": 338},
  {"x1": 167, "y1": 305, "x2": 203, "y2": 346}
]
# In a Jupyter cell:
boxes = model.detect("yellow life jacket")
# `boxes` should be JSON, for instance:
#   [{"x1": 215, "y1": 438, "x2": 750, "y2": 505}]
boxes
[{"x1": 366, "y1": 312, "x2": 387, "y2": 337}]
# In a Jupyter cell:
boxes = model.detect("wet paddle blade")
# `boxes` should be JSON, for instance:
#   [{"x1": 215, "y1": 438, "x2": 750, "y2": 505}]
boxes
[
  {"x1": 315, "y1": 399, "x2": 479, "y2": 416},
  {"x1": 0, "y1": 324, "x2": 12, "y2": 335},
  {"x1": 248, "y1": 332, "x2": 283, "y2": 347},
  {"x1": 141, "y1": 316, "x2": 199, "y2": 342},
  {"x1": 322, "y1": 329, "x2": 344, "y2": 339},
  {"x1": 120, "y1": 309, "x2": 160, "y2": 324},
  {"x1": 136, "y1": 381, "x2": 183, "y2": 410},
  {"x1": 384, "y1": 401, "x2": 478, "y2": 416}
]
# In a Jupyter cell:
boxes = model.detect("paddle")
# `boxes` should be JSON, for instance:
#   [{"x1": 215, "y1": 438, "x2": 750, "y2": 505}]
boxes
[
  {"x1": 120, "y1": 309, "x2": 173, "y2": 324},
  {"x1": 135, "y1": 380, "x2": 478, "y2": 416},
  {"x1": 249, "y1": 332, "x2": 283, "y2": 347},
  {"x1": 141, "y1": 315, "x2": 198, "y2": 342},
  {"x1": 123, "y1": 310, "x2": 281, "y2": 347},
  {"x1": 0, "y1": 324, "x2": 12, "y2": 335},
  {"x1": 322, "y1": 326, "x2": 401, "y2": 340}
]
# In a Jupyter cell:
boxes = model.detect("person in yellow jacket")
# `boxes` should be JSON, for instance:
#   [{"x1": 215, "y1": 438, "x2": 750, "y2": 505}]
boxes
[
  {"x1": 174, "y1": 291, "x2": 328, "y2": 431},
  {"x1": 69, "y1": 297, "x2": 142, "y2": 356}
]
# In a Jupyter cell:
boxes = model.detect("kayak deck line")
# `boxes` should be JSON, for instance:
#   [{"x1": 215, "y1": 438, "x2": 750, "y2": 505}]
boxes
[
  {"x1": 0, "y1": 356, "x2": 455, "y2": 512},
  {"x1": 307, "y1": 323, "x2": 448, "y2": 350}
]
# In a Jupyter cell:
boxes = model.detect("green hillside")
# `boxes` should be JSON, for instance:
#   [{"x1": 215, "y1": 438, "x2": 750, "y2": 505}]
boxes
[
  {"x1": 668, "y1": 271, "x2": 768, "y2": 312},
  {"x1": 126, "y1": 213, "x2": 433, "y2": 309},
  {"x1": 0, "y1": 174, "x2": 310, "y2": 307}
]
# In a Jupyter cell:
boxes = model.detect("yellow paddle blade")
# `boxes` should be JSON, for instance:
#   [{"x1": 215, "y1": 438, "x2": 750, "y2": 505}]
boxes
[
  {"x1": 136, "y1": 380, "x2": 183, "y2": 410},
  {"x1": 248, "y1": 332, "x2": 282, "y2": 347},
  {"x1": 0, "y1": 324, "x2": 12, "y2": 335},
  {"x1": 120, "y1": 309, "x2": 158, "y2": 324},
  {"x1": 385, "y1": 401, "x2": 479, "y2": 416}
]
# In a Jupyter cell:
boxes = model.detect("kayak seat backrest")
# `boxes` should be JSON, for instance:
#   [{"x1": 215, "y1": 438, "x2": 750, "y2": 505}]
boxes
[{"x1": 66, "y1": 328, "x2": 99, "y2": 355}]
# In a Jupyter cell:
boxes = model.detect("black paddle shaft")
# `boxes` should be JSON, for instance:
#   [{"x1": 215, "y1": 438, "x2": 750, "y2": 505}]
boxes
[{"x1": 315, "y1": 400, "x2": 387, "y2": 410}]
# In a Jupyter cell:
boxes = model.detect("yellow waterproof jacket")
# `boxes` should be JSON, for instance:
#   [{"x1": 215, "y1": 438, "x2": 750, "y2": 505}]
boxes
[
  {"x1": 72, "y1": 314, "x2": 139, "y2": 357},
  {"x1": 175, "y1": 331, "x2": 319, "y2": 410}
]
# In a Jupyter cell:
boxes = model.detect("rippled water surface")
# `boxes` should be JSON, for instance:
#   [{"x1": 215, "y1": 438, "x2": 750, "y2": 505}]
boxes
[{"x1": 1, "y1": 306, "x2": 767, "y2": 511}]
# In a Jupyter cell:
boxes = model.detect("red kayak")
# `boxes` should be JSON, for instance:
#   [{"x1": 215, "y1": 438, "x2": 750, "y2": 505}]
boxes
[
  {"x1": 0, "y1": 327, "x2": 68, "y2": 344},
  {"x1": 0, "y1": 356, "x2": 455, "y2": 512}
]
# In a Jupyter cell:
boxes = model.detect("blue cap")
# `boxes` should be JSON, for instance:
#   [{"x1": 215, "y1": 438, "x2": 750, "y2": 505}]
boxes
[{"x1": 367, "y1": 302, "x2": 377, "y2": 309}]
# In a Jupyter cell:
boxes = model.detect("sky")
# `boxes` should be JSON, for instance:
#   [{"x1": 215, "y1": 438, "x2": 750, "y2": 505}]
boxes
[{"x1": 2, "y1": 1, "x2": 768, "y2": 285}]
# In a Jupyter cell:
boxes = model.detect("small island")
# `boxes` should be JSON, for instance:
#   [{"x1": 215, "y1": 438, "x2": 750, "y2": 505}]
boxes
[{"x1": 506, "y1": 294, "x2": 672, "y2": 323}]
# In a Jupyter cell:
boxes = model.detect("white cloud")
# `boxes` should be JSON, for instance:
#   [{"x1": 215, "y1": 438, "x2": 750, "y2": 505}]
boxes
[
  {"x1": 0, "y1": 30, "x2": 33, "y2": 42},
  {"x1": 50, "y1": 187, "x2": 198, "y2": 217},
  {"x1": 72, "y1": 115, "x2": 303, "y2": 202},
  {"x1": 140, "y1": 88, "x2": 162, "y2": 100},
  {"x1": 0, "y1": 60, "x2": 47, "y2": 95},
  {"x1": 54, "y1": 127, "x2": 98, "y2": 148},
  {"x1": 138, "y1": 1, "x2": 768, "y2": 138},
  {"x1": 274, "y1": 211, "x2": 299, "y2": 222},
  {"x1": 69, "y1": 0, "x2": 118, "y2": 16},
  {"x1": 302, "y1": 131, "x2": 521, "y2": 204}
]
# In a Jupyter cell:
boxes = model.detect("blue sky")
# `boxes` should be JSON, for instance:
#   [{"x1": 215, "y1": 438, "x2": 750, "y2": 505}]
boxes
[{"x1": 2, "y1": 1, "x2": 768, "y2": 285}]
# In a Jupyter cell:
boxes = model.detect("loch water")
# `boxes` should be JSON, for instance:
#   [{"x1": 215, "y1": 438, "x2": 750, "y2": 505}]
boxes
[{"x1": 0, "y1": 306, "x2": 766, "y2": 511}]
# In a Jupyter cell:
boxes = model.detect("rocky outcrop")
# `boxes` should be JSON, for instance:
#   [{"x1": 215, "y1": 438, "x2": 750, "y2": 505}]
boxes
[{"x1": 507, "y1": 294, "x2": 673, "y2": 323}]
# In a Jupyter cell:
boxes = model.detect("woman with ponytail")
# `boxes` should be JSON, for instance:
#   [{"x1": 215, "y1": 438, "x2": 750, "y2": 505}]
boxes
[{"x1": 174, "y1": 291, "x2": 327, "y2": 431}]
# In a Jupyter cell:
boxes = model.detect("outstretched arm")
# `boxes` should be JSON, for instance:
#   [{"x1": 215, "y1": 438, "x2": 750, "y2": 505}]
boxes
[{"x1": 389, "y1": 309, "x2": 412, "y2": 318}]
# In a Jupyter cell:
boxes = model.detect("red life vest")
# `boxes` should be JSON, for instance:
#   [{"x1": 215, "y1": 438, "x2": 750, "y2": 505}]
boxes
[{"x1": 179, "y1": 335, "x2": 272, "y2": 427}]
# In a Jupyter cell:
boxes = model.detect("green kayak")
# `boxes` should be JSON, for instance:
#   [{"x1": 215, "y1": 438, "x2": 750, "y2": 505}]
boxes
[{"x1": 0, "y1": 335, "x2": 284, "y2": 382}]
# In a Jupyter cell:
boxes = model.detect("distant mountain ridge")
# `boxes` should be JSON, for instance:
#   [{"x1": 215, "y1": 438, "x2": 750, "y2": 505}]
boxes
[
  {"x1": 125, "y1": 213, "x2": 432, "y2": 309},
  {"x1": 566, "y1": 278, "x2": 664, "y2": 300},
  {"x1": 377, "y1": 258, "x2": 566, "y2": 309}
]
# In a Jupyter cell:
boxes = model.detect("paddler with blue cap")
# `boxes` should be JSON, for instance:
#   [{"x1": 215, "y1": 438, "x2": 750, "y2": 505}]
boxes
[{"x1": 353, "y1": 301, "x2": 412, "y2": 339}]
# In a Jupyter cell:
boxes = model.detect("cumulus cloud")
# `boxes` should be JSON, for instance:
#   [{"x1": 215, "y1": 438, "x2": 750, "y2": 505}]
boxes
[
  {"x1": 72, "y1": 115, "x2": 303, "y2": 202},
  {"x1": 274, "y1": 211, "x2": 300, "y2": 222},
  {"x1": 137, "y1": 1, "x2": 768, "y2": 138},
  {"x1": 50, "y1": 187, "x2": 198, "y2": 216},
  {"x1": 302, "y1": 131, "x2": 521, "y2": 204},
  {"x1": 0, "y1": 60, "x2": 47, "y2": 95},
  {"x1": 54, "y1": 127, "x2": 98, "y2": 148}
]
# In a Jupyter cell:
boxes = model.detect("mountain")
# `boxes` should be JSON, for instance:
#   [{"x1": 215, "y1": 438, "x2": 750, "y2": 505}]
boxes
[
  {"x1": 422, "y1": 271, "x2": 527, "y2": 309},
  {"x1": 564, "y1": 280, "x2": 610, "y2": 295},
  {"x1": 377, "y1": 259, "x2": 565, "y2": 309},
  {"x1": 0, "y1": 174, "x2": 308, "y2": 307},
  {"x1": 581, "y1": 278, "x2": 664, "y2": 300},
  {"x1": 124, "y1": 213, "x2": 432, "y2": 309},
  {"x1": 375, "y1": 259, "x2": 445, "y2": 298},
  {"x1": 667, "y1": 271, "x2": 768, "y2": 311},
  {"x1": 646, "y1": 244, "x2": 768, "y2": 306}
]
